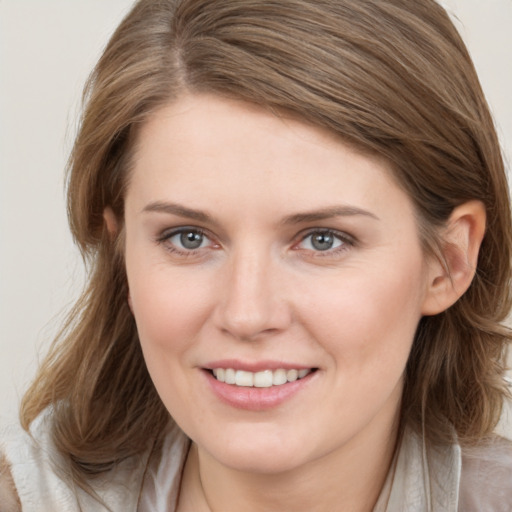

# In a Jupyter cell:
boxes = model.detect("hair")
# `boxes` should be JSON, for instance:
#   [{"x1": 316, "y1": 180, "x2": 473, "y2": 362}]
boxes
[{"x1": 21, "y1": 0, "x2": 512, "y2": 488}]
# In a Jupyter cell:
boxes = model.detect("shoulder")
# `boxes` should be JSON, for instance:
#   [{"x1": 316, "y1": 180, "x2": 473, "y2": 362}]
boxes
[
  {"x1": 459, "y1": 436, "x2": 512, "y2": 512},
  {"x1": 0, "y1": 413, "x2": 79, "y2": 510},
  {"x1": 0, "y1": 450, "x2": 21, "y2": 512},
  {"x1": 1, "y1": 411, "x2": 151, "y2": 511}
]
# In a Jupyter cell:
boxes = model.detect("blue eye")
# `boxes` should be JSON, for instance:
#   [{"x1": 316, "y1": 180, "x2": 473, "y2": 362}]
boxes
[
  {"x1": 298, "y1": 230, "x2": 347, "y2": 252},
  {"x1": 165, "y1": 228, "x2": 211, "y2": 251}
]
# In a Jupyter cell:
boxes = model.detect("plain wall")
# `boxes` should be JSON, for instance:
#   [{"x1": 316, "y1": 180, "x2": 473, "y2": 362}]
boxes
[{"x1": 1, "y1": 1, "x2": 511, "y2": 434}]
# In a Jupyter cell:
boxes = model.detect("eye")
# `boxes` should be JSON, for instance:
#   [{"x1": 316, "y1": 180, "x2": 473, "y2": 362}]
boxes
[
  {"x1": 158, "y1": 227, "x2": 214, "y2": 252},
  {"x1": 296, "y1": 230, "x2": 351, "y2": 252},
  {"x1": 173, "y1": 230, "x2": 208, "y2": 250}
]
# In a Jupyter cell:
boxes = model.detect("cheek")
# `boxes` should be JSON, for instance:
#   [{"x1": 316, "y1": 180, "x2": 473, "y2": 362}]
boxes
[
  {"x1": 126, "y1": 259, "x2": 213, "y2": 354},
  {"x1": 126, "y1": 264, "x2": 215, "y2": 414},
  {"x1": 300, "y1": 264, "x2": 425, "y2": 375}
]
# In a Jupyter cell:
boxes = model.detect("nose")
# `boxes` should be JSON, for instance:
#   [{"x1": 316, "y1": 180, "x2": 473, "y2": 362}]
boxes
[{"x1": 214, "y1": 247, "x2": 291, "y2": 341}]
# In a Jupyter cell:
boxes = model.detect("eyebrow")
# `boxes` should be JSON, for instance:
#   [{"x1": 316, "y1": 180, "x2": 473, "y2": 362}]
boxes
[
  {"x1": 142, "y1": 201, "x2": 379, "y2": 225},
  {"x1": 281, "y1": 206, "x2": 379, "y2": 224},
  {"x1": 142, "y1": 201, "x2": 216, "y2": 224}
]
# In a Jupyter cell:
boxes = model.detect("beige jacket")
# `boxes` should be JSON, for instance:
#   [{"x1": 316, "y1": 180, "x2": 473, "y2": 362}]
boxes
[{"x1": 1, "y1": 411, "x2": 511, "y2": 511}]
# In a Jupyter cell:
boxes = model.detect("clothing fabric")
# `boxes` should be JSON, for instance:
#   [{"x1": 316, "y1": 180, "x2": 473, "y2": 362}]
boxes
[
  {"x1": 1, "y1": 412, "x2": 151, "y2": 511},
  {"x1": 1, "y1": 410, "x2": 511, "y2": 511}
]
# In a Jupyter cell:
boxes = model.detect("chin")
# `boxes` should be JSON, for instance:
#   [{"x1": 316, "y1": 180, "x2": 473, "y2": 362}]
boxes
[
  {"x1": 214, "y1": 446, "x2": 309, "y2": 475},
  {"x1": 196, "y1": 425, "x2": 325, "y2": 475}
]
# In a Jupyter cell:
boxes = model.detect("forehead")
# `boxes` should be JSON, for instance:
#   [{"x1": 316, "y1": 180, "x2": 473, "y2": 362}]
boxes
[{"x1": 126, "y1": 94, "x2": 417, "y2": 228}]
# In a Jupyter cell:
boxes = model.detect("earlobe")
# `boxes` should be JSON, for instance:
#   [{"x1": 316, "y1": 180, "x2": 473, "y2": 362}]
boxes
[
  {"x1": 103, "y1": 207, "x2": 119, "y2": 238},
  {"x1": 421, "y1": 200, "x2": 486, "y2": 316}
]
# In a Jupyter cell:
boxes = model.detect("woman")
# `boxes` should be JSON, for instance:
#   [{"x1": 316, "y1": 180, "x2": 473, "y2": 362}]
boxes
[{"x1": 1, "y1": 0, "x2": 511, "y2": 510}]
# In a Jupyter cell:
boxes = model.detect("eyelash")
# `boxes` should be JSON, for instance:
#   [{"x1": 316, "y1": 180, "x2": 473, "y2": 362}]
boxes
[
  {"x1": 293, "y1": 229, "x2": 355, "y2": 256},
  {"x1": 156, "y1": 227, "x2": 217, "y2": 257},
  {"x1": 156, "y1": 227, "x2": 355, "y2": 258}
]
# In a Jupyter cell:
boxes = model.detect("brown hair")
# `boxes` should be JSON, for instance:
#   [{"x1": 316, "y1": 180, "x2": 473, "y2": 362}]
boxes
[{"x1": 21, "y1": 0, "x2": 511, "y2": 483}]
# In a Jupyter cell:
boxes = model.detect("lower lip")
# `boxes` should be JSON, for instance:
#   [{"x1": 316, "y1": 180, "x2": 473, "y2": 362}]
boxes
[{"x1": 203, "y1": 370, "x2": 316, "y2": 411}]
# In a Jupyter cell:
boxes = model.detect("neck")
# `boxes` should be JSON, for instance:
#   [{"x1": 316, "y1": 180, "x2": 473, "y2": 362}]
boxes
[{"x1": 178, "y1": 411, "x2": 400, "y2": 512}]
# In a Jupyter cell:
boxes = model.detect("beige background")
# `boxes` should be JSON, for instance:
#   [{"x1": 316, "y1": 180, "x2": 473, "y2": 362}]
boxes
[{"x1": 1, "y1": 1, "x2": 511, "y2": 435}]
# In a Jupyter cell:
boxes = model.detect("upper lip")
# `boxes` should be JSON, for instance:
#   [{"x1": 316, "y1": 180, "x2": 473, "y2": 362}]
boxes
[{"x1": 203, "y1": 359, "x2": 315, "y2": 372}]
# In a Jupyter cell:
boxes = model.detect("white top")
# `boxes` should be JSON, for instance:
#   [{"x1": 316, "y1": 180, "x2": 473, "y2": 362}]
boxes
[{"x1": 1, "y1": 411, "x2": 511, "y2": 511}]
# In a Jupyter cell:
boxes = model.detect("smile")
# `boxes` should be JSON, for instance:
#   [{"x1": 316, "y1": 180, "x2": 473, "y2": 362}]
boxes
[{"x1": 212, "y1": 368, "x2": 313, "y2": 388}]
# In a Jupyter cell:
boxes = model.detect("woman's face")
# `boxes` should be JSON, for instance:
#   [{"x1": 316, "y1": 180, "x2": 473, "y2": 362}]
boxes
[{"x1": 123, "y1": 94, "x2": 433, "y2": 474}]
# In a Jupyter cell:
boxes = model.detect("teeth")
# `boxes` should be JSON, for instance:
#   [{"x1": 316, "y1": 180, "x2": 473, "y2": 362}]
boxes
[
  {"x1": 272, "y1": 369, "x2": 287, "y2": 386},
  {"x1": 212, "y1": 367, "x2": 313, "y2": 387},
  {"x1": 287, "y1": 369, "x2": 298, "y2": 382},
  {"x1": 225, "y1": 368, "x2": 236, "y2": 384},
  {"x1": 254, "y1": 370, "x2": 273, "y2": 388},
  {"x1": 235, "y1": 370, "x2": 254, "y2": 387}
]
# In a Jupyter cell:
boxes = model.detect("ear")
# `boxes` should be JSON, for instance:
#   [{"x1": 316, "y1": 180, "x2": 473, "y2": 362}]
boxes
[
  {"x1": 103, "y1": 207, "x2": 133, "y2": 311},
  {"x1": 103, "y1": 207, "x2": 118, "y2": 238},
  {"x1": 421, "y1": 200, "x2": 486, "y2": 316}
]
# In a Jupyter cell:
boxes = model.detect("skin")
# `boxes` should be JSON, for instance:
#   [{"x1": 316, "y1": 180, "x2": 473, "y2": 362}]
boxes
[{"x1": 118, "y1": 94, "x2": 484, "y2": 511}]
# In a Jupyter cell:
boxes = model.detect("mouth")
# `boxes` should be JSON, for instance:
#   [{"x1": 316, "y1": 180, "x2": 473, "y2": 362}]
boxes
[
  {"x1": 203, "y1": 363, "x2": 319, "y2": 410},
  {"x1": 209, "y1": 367, "x2": 317, "y2": 388}
]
